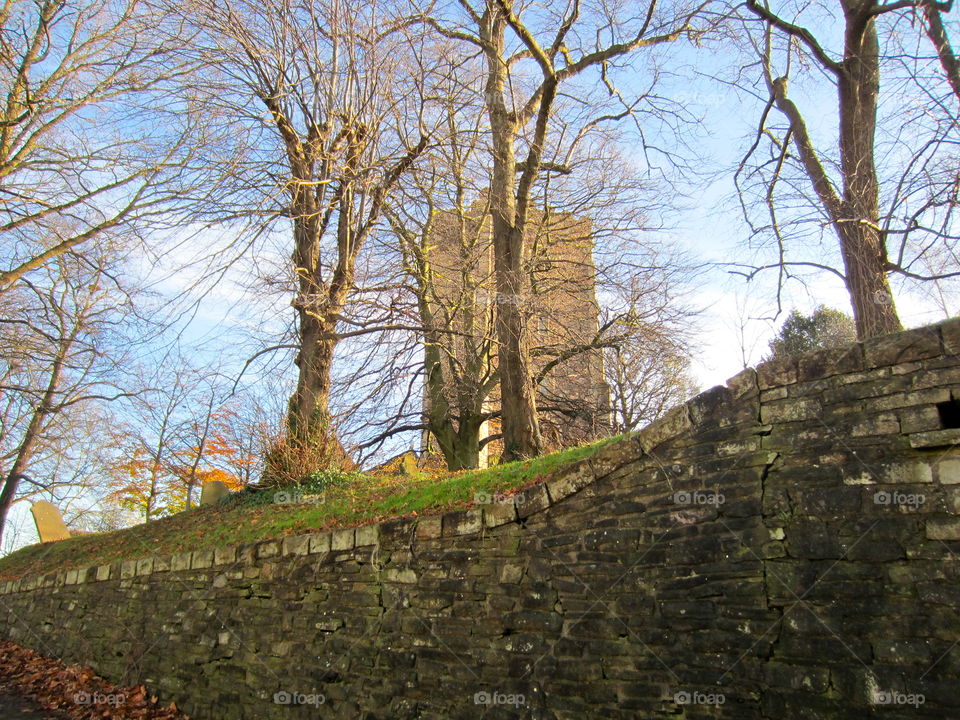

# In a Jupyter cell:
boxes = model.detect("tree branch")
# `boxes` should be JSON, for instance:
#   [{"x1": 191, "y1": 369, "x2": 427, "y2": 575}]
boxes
[{"x1": 745, "y1": 0, "x2": 842, "y2": 74}]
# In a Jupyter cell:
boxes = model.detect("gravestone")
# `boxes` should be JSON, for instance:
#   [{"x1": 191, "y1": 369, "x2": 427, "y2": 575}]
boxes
[
  {"x1": 401, "y1": 452, "x2": 419, "y2": 476},
  {"x1": 30, "y1": 501, "x2": 71, "y2": 542},
  {"x1": 199, "y1": 480, "x2": 231, "y2": 506}
]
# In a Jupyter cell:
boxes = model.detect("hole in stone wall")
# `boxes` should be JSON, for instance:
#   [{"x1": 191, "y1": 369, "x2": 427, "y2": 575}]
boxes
[{"x1": 937, "y1": 399, "x2": 960, "y2": 429}]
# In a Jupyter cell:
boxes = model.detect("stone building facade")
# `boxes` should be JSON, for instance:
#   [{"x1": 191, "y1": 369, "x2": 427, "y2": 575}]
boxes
[{"x1": 422, "y1": 201, "x2": 611, "y2": 464}]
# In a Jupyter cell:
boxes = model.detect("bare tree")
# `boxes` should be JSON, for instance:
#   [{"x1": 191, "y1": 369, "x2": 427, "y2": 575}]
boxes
[
  {"x1": 0, "y1": 250, "x2": 139, "y2": 545},
  {"x1": 606, "y1": 326, "x2": 698, "y2": 434},
  {"x1": 379, "y1": 56, "x2": 499, "y2": 470},
  {"x1": 179, "y1": 0, "x2": 430, "y2": 457},
  {"x1": 0, "y1": 0, "x2": 205, "y2": 296},
  {"x1": 734, "y1": 0, "x2": 960, "y2": 338},
  {"x1": 422, "y1": 0, "x2": 709, "y2": 460},
  {"x1": 103, "y1": 360, "x2": 251, "y2": 518},
  {"x1": 368, "y1": 35, "x2": 695, "y2": 468}
]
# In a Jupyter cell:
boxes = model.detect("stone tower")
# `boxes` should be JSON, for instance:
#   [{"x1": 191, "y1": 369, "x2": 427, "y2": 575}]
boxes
[{"x1": 422, "y1": 200, "x2": 611, "y2": 465}]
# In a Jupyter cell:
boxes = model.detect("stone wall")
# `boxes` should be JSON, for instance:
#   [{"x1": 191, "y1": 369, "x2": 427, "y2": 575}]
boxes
[{"x1": 1, "y1": 321, "x2": 959, "y2": 719}]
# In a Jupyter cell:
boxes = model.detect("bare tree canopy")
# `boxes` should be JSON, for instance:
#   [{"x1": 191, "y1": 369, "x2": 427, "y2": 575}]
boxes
[
  {"x1": 417, "y1": 0, "x2": 712, "y2": 461},
  {"x1": 175, "y1": 0, "x2": 433, "y2": 460},
  {"x1": 0, "y1": 0, "x2": 208, "y2": 297},
  {"x1": 0, "y1": 248, "x2": 141, "y2": 546},
  {"x1": 733, "y1": 0, "x2": 960, "y2": 338}
]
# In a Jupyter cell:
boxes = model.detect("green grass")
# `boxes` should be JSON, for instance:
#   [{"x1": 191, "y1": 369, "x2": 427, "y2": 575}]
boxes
[{"x1": 0, "y1": 435, "x2": 624, "y2": 582}]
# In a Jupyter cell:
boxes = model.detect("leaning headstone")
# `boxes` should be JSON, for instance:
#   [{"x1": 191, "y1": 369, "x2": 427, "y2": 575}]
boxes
[
  {"x1": 30, "y1": 501, "x2": 71, "y2": 542},
  {"x1": 199, "y1": 480, "x2": 231, "y2": 506},
  {"x1": 401, "y1": 452, "x2": 419, "y2": 477}
]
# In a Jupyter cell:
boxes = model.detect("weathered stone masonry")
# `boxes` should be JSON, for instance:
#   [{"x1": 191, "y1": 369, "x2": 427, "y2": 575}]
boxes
[{"x1": 2, "y1": 321, "x2": 960, "y2": 719}]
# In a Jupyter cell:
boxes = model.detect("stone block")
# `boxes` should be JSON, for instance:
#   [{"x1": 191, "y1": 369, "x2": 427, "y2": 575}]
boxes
[
  {"x1": 927, "y1": 517, "x2": 960, "y2": 540},
  {"x1": 940, "y1": 317, "x2": 960, "y2": 357},
  {"x1": 845, "y1": 539, "x2": 904, "y2": 561},
  {"x1": 415, "y1": 515, "x2": 442, "y2": 540},
  {"x1": 443, "y1": 510, "x2": 482, "y2": 537},
  {"x1": 589, "y1": 438, "x2": 641, "y2": 477},
  {"x1": 726, "y1": 368, "x2": 758, "y2": 399},
  {"x1": 687, "y1": 384, "x2": 733, "y2": 425},
  {"x1": 864, "y1": 326, "x2": 940, "y2": 367},
  {"x1": 331, "y1": 528, "x2": 355, "y2": 551},
  {"x1": 545, "y1": 465, "x2": 594, "y2": 503},
  {"x1": 214, "y1": 546, "x2": 237, "y2": 565},
  {"x1": 517, "y1": 483, "x2": 550, "y2": 517},
  {"x1": 315, "y1": 617, "x2": 344, "y2": 632},
  {"x1": 256, "y1": 541, "x2": 280, "y2": 559},
  {"x1": 378, "y1": 517, "x2": 418, "y2": 548},
  {"x1": 850, "y1": 413, "x2": 900, "y2": 437},
  {"x1": 910, "y1": 429, "x2": 960, "y2": 449},
  {"x1": 483, "y1": 501, "x2": 516, "y2": 528},
  {"x1": 499, "y1": 563, "x2": 524, "y2": 584},
  {"x1": 761, "y1": 387, "x2": 788, "y2": 402},
  {"x1": 30, "y1": 500, "x2": 71, "y2": 543},
  {"x1": 871, "y1": 388, "x2": 950, "y2": 411},
  {"x1": 199, "y1": 480, "x2": 231, "y2": 506},
  {"x1": 355, "y1": 525, "x2": 380, "y2": 547},
  {"x1": 637, "y1": 403, "x2": 692, "y2": 452},
  {"x1": 760, "y1": 397, "x2": 821, "y2": 424},
  {"x1": 785, "y1": 521, "x2": 842, "y2": 559},
  {"x1": 191, "y1": 549, "x2": 214, "y2": 569},
  {"x1": 281, "y1": 535, "x2": 311, "y2": 557},
  {"x1": 309, "y1": 533, "x2": 331, "y2": 554},
  {"x1": 757, "y1": 355, "x2": 798, "y2": 390},
  {"x1": 883, "y1": 462, "x2": 933, "y2": 484},
  {"x1": 938, "y1": 459, "x2": 960, "y2": 484},
  {"x1": 384, "y1": 568, "x2": 417, "y2": 584},
  {"x1": 798, "y1": 342, "x2": 864, "y2": 382},
  {"x1": 899, "y1": 406, "x2": 942, "y2": 434},
  {"x1": 946, "y1": 487, "x2": 960, "y2": 514}
]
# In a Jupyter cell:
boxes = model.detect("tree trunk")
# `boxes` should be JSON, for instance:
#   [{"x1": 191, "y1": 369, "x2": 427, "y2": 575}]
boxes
[
  {"x1": 837, "y1": 1, "x2": 902, "y2": 338},
  {"x1": 482, "y1": 2, "x2": 543, "y2": 462},
  {"x1": 836, "y1": 222, "x2": 900, "y2": 338},
  {"x1": 288, "y1": 309, "x2": 337, "y2": 441},
  {"x1": 0, "y1": 334, "x2": 68, "y2": 546},
  {"x1": 0, "y1": 444, "x2": 38, "y2": 548},
  {"x1": 430, "y1": 416, "x2": 484, "y2": 471},
  {"x1": 423, "y1": 332, "x2": 486, "y2": 470},
  {"x1": 284, "y1": 173, "x2": 346, "y2": 448}
]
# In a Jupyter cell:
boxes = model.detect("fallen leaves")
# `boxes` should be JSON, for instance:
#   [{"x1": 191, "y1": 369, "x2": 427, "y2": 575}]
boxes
[{"x1": 0, "y1": 641, "x2": 188, "y2": 719}]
